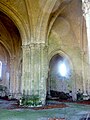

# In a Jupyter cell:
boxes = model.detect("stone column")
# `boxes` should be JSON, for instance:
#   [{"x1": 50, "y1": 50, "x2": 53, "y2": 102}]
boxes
[
  {"x1": 10, "y1": 56, "x2": 22, "y2": 98},
  {"x1": 71, "y1": 72, "x2": 77, "y2": 101},
  {"x1": 47, "y1": 69, "x2": 51, "y2": 96},
  {"x1": 39, "y1": 44, "x2": 48, "y2": 105},
  {"x1": 21, "y1": 45, "x2": 31, "y2": 95},
  {"x1": 82, "y1": 0, "x2": 90, "y2": 62},
  {"x1": 30, "y1": 43, "x2": 48, "y2": 104},
  {"x1": 29, "y1": 43, "x2": 40, "y2": 95},
  {"x1": 87, "y1": 69, "x2": 90, "y2": 94},
  {"x1": 82, "y1": 0, "x2": 90, "y2": 95},
  {"x1": 9, "y1": 56, "x2": 16, "y2": 95},
  {"x1": 21, "y1": 43, "x2": 48, "y2": 105},
  {"x1": 81, "y1": 51, "x2": 86, "y2": 94}
]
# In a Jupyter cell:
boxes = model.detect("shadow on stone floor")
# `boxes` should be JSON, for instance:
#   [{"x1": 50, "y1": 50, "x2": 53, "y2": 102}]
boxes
[{"x1": 0, "y1": 98, "x2": 68, "y2": 110}]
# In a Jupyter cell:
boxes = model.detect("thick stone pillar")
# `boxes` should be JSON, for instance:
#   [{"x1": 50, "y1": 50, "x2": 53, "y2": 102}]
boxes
[
  {"x1": 82, "y1": 0, "x2": 90, "y2": 62},
  {"x1": 82, "y1": 0, "x2": 90, "y2": 95},
  {"x1": 39, "y1": 44, "x2": 48, "y2": 104},
  {"x1": 21, "y1": 43, "x2": 48, "y2": 105},
  {"x1": 71, "y1": 72, "x2": 77, "y2": 101},
  {"x1": 10, "y1": 57, "x2": 16, "y2": 95},
  {"x1": 21, "y1": 45, "x2": 31, "y2": 95},
  {"x1": 81, "y1": 51, "x2": 86, "y2": 94}
]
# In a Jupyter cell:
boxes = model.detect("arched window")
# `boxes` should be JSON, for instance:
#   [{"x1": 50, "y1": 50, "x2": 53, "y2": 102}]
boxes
[{"x1": 0, "y1": 61, "x2": 2, "y2": 79}]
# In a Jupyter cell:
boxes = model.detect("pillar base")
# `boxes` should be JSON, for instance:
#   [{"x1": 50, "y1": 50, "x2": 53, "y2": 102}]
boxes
[{"x1": 83, "y1": 93, "x2": 89, "y2": 100}]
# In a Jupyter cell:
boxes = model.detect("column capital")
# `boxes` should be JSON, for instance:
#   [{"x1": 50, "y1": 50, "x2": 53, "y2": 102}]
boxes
[
  {"x1": 82, "y1": 0, "x2": 90, "y2": 16},
  {"x1": 21, "y1": 45, "x2": 30, "y2": 50},
  {"x1": 22, "y1": 43, "x2": 48, "y2": 49},
  {"x1": 29, "y1": 43, "x2": 46, "y2": 48}
]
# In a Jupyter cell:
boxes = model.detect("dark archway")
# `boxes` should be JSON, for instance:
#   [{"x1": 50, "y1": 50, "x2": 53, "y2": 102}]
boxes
[
  {"x1": 0, "y1": 11, "x2": 22, "y2": 98},
  {"x1": 0, "y1": 43, "x2": 10, "y2": 90}
]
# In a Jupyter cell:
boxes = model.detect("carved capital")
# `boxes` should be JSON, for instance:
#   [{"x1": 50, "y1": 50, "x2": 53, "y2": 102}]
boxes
[
  {"x1": 29, "y1": 43, "x2": 46, "y2": 48},
  {"x1": 21, "y1": 45, "x2": 30, "y2": 50}
]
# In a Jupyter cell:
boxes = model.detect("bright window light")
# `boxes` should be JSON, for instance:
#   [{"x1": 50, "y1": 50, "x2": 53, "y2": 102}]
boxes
[
  {"x1": 0, "y1": 61, "x2": 2, "y2": 78},
  {"x1": 58, "y1": 63, "x2": 67, "y2": 77}
]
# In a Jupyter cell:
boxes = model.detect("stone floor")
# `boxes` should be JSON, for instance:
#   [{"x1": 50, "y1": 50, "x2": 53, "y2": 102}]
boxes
[{"x1": 0, "y1": 99, "x2": 90, "y2": 120}]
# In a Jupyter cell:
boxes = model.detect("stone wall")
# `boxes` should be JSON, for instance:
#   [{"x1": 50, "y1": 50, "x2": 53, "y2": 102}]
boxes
[
  {"x1": 48, "y1": 0, "x2": 89, "y2": 99},
  {"x1": 0, "y1": 0, "x2": 89, "y2": 103}
]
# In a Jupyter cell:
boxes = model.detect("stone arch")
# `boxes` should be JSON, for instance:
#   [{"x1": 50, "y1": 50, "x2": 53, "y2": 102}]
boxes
[
  {"x1": 0, "y1": 42, "x2": 10, "y2": 62},
  {"x1": 0, "y1": 20, "x2": 12, "y2": 57},
  {"x1": 0, "y1": 2, "x2": 28, "y2": 45},
  {"x1": 47, "y1": 49, "x2": 73, "y2": 98},
  {"x1": 0, "y1": 41, "x2": 11, "y2": 58},
  {"x1": 48, "y1": 49, "x2": 73, "y2": 71},
  {"x1": 0, "y1": 4, "x2": 26, "y2": 96},
  {"x1": 38, "y1": 0, "x2": 58, "y2": 43},
  {"x1": 0, "y1": 42, "x2": 10, "y2": 91},
  {"x1": 46, "y1": 1, "x2": 72, "y2": 45}
]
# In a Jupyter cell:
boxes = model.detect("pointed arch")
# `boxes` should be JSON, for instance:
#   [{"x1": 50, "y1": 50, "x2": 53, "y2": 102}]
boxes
[
  {"x1": 48, "y1": 49, "x2": 73, "y2": 71},
  {"x1": 0, "y1": 2, "x2": 29, "y2": 45}
]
